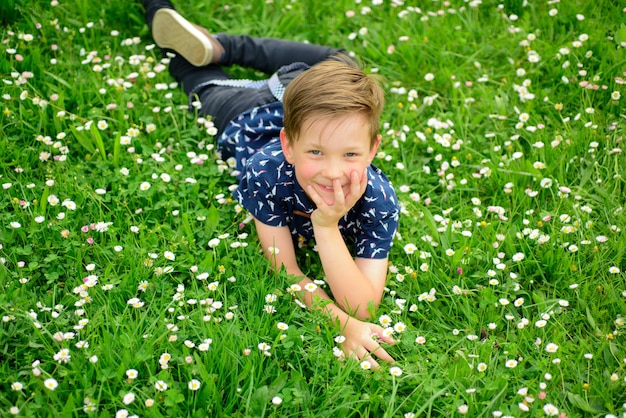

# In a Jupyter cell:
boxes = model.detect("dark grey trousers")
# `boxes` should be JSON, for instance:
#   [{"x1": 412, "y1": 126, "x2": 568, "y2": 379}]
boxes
[
  {"x1": 171, "y1": 34, "x2": 341, "y2": 133},
  {"x1": 141, "y1": 0, "x2": 341, "y2": 133}
]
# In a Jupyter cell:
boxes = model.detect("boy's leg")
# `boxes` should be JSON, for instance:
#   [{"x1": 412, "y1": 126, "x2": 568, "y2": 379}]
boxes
[
  {"x1": 142, "y1": 0, "x2": 340, "y2": 72},
  {"x1": 216, "y1": 34, "x2": 341, "y2": 74},
  {"x1": 140, "y1": 0, "x2": 173, "y2": 28},
  {"x1": 167, "y1": 58, "x2": 275, "y2": 134},
  {"x1": 139, "y1": 1, "x2": 264, "y2": 132},
  {"x1": 140, "y1": 1, "x2": 341, "y2": 132},
  {"x1": 152, "y1": 9, "x2": 224, "y2": 67},
  {"x1": 142, "y1": 0, "x2": 223, "y2": 67},
  {"x1": 197, "y1": 84, "x2": 276, "y2": 135}
]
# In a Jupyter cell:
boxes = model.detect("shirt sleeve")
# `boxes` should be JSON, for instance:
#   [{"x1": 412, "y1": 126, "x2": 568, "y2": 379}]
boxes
[
  {"x1": 352, "y1": 172, "x2": 400, "y2": 259},
  {"x1": 234, "y1": 148, "x2": 290, "y2": 228}
]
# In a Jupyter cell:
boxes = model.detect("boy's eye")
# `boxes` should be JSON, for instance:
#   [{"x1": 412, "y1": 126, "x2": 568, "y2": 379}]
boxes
[
  {"x1": 309, "y1": 150, "x2": 322, "y2": 155},
  {"x1": 345, "y1": 152, "x2": 358, "y2": 157}
]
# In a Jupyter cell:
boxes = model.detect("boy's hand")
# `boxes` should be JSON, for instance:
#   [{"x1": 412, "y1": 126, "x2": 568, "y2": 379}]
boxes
[
  {"x1": 307, "y1": 169, "x2": 368, "y2": 228},
  {"x1": 340, "y1": 316, "x2": 395, "y2": 368}
]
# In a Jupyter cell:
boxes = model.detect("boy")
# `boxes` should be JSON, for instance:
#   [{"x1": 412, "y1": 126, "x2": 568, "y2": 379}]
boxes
[{"x1": 141, "y1": 0, "x2": 400, "y2": 366}]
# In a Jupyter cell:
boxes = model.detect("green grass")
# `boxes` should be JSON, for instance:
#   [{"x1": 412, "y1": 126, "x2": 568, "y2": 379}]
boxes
[{"x1": 1, "y1": 0, "x2": 625, "y2": 416}]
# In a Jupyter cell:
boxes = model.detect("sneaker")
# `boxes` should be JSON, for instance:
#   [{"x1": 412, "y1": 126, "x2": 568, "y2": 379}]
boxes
[{"x1": 152, "y1": 8, "x2": 213, "y2": 67}]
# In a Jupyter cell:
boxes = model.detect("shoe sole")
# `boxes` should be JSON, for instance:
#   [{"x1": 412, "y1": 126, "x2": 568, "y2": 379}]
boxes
[{"x1": 152, "y1": 9, "x2": 213, "y2": 67}]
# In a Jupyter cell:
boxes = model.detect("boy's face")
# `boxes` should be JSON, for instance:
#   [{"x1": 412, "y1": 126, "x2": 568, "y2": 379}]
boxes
[{"x1": 280, "y1": 112, "x2": 381, "y2": 206}]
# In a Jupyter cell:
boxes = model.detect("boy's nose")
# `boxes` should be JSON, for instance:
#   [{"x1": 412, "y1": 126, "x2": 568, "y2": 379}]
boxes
[{"x1": 322, "y1": 162, "x2": 344, "y2": 180}]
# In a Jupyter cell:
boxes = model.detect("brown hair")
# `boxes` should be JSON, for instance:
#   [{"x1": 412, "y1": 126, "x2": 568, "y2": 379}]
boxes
[{"x1": 282, "y1": 53, "x2": 384, "y2": 148}]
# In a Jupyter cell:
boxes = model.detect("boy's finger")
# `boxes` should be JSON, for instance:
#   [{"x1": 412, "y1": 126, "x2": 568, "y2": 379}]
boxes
[
  {"x1": 333, "y1": 178, "x2": 345, "y2": 205},
  {"x1": 356, "y1": 349, "x2": 380, "y2": 369},
  {"x1": 368, "y1": 358, "x2": 381, "y2": 369},
  {"x1": 370, "y1": 344, "x2": 394, "y2": 362},
  {"x1": 306, "y1": 184, "x2": 325, "y2": 207},
  {"x1": 360, "y1": 168, "x2": 368, "y2": 190},
  {"x1": 371, "y1": 326, "x2": 396, "y2": 345},
  {"x1": 349, "y1": 171, "x2": 361, "y2": 197}
]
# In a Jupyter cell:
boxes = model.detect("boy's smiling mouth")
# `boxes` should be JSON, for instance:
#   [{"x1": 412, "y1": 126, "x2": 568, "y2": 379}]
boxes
[
  {"x1": 316, "y1": 182, "x2": 347, "y2": 193},
  {"x1": 317, "y1": 183, "x2": 335, "y2": 192}
]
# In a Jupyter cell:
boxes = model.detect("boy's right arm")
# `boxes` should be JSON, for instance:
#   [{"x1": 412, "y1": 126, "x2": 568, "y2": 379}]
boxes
[{"x1": 253, "y1": 219, "x2": 394, "y2": 366}]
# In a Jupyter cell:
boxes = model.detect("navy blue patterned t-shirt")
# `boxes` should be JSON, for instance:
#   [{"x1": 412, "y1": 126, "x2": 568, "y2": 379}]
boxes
[{"x1": 217, "y1": 102, "x2": 286, "y2": 177}]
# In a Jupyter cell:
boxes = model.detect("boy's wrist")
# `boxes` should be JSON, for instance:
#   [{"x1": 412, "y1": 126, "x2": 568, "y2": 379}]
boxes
[
  {"x1": 311, "y1": 219, "x2": 339, "y2": 230},
  {"x1": 312, "y1": 221, "x2": 342, "y2": 241}
]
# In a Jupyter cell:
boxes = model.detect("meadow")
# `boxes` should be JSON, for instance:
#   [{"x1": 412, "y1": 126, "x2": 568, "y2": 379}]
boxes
[{"x1": 1, "y1": 0, "x2": 625, "y2": 416}]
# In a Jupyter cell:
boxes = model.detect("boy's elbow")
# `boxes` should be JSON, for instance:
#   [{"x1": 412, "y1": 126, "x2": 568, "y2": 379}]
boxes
[
  {"x1": 354, "y1": 308, "x2": 373, "y2": 320},
  {"x1": 347, "y1": 293, "x2": 382, "y2": 320}
]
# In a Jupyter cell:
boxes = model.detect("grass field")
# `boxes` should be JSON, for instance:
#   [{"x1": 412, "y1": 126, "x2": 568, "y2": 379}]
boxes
[{"x1": 1, "y1": 0, "x2": 625, "y2": 416}]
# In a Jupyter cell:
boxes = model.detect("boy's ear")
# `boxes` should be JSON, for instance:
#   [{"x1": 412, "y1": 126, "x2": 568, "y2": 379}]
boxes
[
  {"x1": 368, "y1": 134, "x2": 382, "y2": 163},
  {"x1": 280, "y1": 128, "x2": 295, "y2": 164}
]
